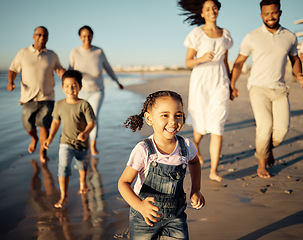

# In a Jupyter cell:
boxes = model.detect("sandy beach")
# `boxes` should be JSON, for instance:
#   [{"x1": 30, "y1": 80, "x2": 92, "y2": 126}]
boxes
[{"x1": 0, "y1": 70, "x2": 303, "y2": 239}]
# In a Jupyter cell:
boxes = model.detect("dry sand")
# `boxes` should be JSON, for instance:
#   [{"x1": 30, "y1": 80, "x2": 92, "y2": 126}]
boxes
[{"x1": 121, "y1": 70, "x2": 303, "y2": 240}]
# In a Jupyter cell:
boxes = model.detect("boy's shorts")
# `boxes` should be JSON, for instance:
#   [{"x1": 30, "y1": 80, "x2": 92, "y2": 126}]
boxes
[
  {"x1": 22, "y1": 100, "x2": 54, "y2": 131},
  {"x1": 58, "y1": 144, "x2": 89, "y2": 177}
]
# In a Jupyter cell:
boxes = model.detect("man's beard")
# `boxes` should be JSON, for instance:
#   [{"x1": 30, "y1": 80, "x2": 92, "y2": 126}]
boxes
[{"x1": 264, "y1": 20, "x2": 280, "y2": 30}]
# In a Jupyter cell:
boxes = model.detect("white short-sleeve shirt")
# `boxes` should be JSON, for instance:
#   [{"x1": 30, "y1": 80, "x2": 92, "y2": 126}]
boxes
[{"x1": 240, "y1": 25, "x2": 298, "y2": 89}]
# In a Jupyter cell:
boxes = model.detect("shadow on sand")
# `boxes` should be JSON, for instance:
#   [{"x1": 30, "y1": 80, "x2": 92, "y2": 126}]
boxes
[
  {"x1": 236, "y1": 210, "x2": 303, "y2": 240},
  {"x1": 182, "y1": 129, "x2": 303, "y2": 179}
]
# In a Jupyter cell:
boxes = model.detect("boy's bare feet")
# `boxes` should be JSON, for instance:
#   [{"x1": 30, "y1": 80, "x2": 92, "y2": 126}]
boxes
[
  {"x1": 28, "y1": 136, "x2": 38, "y2": 154},
  {"x1": 90, "y1": 140, "x2": 99, "y2": 156},
  {"x1": 209, "y1": 173, "x2": 222, "y2": 182},
  {"x1": 257, "y1": 158, "x2": 271, "y2": 178},
  {"x1": 54, "y1": 197, "x2": 68, "y2": 209}
]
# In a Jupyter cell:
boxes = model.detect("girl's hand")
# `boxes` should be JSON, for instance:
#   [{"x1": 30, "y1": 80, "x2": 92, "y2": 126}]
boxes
[
  {"x1": 198, "y1": 52, "x2": 215, "y2": 63},
  {"x1": 77, "y1": 132, "x2": 89, "y2": 142},
  {"x1": 137, "y1": 197, "x2": 162, "y2": 226},
  {"x1": 190, "y1": 191, "x2": 205, "y2": 210}
]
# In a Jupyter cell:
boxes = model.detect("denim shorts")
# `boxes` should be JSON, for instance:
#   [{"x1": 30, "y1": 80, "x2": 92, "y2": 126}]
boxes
[
  {"x1": 22, "y1": 100, "x2": 54, "y2": 131},
  {"x1": 58, "y1": 144, "x2": 89, "y2": 177},
  {"x1": 129, "y1": 207, "x2": 189, "y2": 240}
]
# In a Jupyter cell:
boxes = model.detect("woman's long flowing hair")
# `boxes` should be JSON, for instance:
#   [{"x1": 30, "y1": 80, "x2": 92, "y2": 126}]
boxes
[{"x1": 178, "y1": 0, "x2": 221, "y2": 26}]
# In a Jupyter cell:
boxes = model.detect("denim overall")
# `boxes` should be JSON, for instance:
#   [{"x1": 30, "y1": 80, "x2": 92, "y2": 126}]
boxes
[{"x1": 129, "y1": 136, "x2": 189, "y2": 240}]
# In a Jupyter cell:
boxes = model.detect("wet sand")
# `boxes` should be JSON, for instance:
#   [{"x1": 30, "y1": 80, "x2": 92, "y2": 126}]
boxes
[{"x1": 0, "y1": 70, "x2": 303, "y2": 239}]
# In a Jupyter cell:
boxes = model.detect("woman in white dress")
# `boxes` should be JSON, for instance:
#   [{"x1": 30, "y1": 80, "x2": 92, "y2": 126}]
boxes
[{"x1": 179, "y1": 0, "x2": 233, "y2": 182}]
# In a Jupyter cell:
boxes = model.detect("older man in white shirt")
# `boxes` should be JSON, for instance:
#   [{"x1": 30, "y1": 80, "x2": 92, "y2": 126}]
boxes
[{"x1": 8, "y1": 26, "x2": 65, "y2": 163}]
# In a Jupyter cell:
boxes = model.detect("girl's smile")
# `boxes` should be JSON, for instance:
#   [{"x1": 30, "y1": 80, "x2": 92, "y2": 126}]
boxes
[{"x1": 145, "y1": 96, "x2": 184, "y2": 142}]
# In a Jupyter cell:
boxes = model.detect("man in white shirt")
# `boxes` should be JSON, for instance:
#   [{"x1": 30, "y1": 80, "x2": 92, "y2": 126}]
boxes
[
  {"x1": 230, "y1": 0, "x2": 303, "y2": 178},
  {"x1": 8, "y1": 26, "x2": 65, "y2": 163}
]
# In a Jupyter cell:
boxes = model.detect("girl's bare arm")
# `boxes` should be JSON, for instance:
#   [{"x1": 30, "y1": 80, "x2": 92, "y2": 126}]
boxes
[{"x1": 188, "y1": 156, "x2": 205, "y2": 209}]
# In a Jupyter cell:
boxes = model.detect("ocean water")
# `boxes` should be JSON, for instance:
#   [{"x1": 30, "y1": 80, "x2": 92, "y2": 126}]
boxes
[
  {"x1": 0, "y1": 71, "x2": 178, "y2": 168},
  {"x1": 0, "y1": 71, "x2": 176, "y2": 239}
]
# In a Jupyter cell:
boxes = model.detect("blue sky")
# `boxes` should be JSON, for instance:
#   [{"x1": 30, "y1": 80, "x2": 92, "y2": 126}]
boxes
[{"x1": 0, "y1": 0, "x2": 302, "y2": 70}]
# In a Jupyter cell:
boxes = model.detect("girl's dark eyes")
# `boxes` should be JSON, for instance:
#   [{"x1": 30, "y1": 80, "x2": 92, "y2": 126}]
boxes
[{"x1": 160, "y1": 114, "x2": 183, "y2": 118}]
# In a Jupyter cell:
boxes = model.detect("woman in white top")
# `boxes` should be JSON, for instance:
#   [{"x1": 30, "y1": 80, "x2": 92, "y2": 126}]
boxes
[
  {"x1": 179, "y1": 0, "x2": 233, "y2": 182},
  {"x1": 69, "y1": 25, "x2": 124, "y2": 155}
]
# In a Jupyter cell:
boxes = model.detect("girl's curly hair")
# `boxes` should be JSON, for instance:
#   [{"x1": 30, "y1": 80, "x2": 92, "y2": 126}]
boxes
[
  {"x1": 178, "y1": 0, "x2": 221, "y2": 26},
  {"x1": 124, "y1": 90, "x2": 185, "y2": 132}
]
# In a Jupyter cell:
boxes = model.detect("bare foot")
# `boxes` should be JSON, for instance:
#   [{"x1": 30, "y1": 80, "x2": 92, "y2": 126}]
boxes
[
  {"x1": 40, "y1": 149, "x2": 49, "y2": 164},
  {"x1": 209, "y1": 174, "x2": 222, "y2": 182},
  {"x1": 54, "y1": 198, "x2": 67, "y2": 209},
  {"x1": 28, "y1": 136, "x2": 38, "y2": 154},
  {"x1": 258, "y1": 158, "x2": 271, "y2": 178},
  {"x1": 257, "y1": 167, "x2": 271, "y2": 178},
  {"x1": 90, "y1": 141, "x2": 99, "y2": 156}
]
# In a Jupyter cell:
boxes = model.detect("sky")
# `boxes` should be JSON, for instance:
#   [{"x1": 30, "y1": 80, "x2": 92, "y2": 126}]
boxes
[{"x1": 0, "y1": 0, "x2": 302, "y2": 71}]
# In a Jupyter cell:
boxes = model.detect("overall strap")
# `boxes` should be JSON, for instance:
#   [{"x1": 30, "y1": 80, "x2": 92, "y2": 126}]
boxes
[
  {"x1": 144, "y1": 136, "x2": 187, "y2": 157},
  {"x1": 176, "y1": 135, "x2": 187, "y2": 157},
  {"x1": 143, "y1": 138, "x2": 156, "y2": 155}
]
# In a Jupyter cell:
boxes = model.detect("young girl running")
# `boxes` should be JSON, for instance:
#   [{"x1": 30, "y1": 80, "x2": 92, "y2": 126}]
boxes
[{"x1": 118, "y1": 90, "x2": 205, "y2": 240}]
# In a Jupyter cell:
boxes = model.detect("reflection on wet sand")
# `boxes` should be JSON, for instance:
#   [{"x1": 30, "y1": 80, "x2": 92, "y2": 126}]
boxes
[
  {"x1": 28, "y1": 159, "x2": 60, "y2": 239},
  {"x1": 28, "y1": 156, "x2": 105, "y2": 239},
  {"x1": 86, "y1": 157, "x2": 105, "y2": 228}
]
